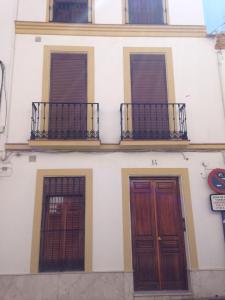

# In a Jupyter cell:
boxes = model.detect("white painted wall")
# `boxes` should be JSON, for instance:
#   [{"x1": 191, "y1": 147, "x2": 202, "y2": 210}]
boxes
[
  {"x1": 0, "y1": 0, "x2": 18, "y2": 149},
  {"x1": 17, "y1": 0, "x2": 205, "y2": 26},
  {"x1": 168, "y1": 0, "x2": 205, "y2": 26},
  {"x1": 0, "y1": 151, "x2": 224, "y2": 274},
  {"x1": 7, "y1": 35, "x2": 225, "y2": 144},
  {"x1": 94, "y1": 0, "x2": 123, "y2": 24}
]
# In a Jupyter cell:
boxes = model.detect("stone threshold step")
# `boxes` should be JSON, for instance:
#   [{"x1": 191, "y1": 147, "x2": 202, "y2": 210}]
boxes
[
  {"x1": 134, "y1": 290, "x2": 192, "y2": 296},
  {"x1": 134, "y1": 291, "x2": 225, "y2": 300},
  {"x1": 134, "y1": 296, "x2": 225, "y2": 300}
]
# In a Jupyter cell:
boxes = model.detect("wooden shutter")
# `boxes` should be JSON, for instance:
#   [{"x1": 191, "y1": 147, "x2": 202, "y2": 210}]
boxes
[
  {"x1": 130, "y1": 54, "x2": 169, "y2": 139},
  {"x1": 50, "y1": 53, "x2": 87, "y2": 103},
  {"x1": 130, "y1": 54, "x2": 167, "y2": 104},
  {"x1": 128, "y1": 0, "x2": 164, "y2": 24},
  {"x1": 49, "y1": 53, "x2": 87, "y2": 139},
  {"x1": 53, "y1": 0, "x2": 89, "y2": 23},
  {"x1": 39, "y1": 177, "x2": 85, "y2": 272}
]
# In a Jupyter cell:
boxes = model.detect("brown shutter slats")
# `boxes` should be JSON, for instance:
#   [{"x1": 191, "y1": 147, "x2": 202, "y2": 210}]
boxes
[
  {"x1": 39, "y1": 177, "x2": 85, "y2": 272},
  {"x1": 128, "y1": 0, "x2": 164, "y2": 24},
  {"x1": 130, "y1": 54, "x2": 169, "y2": 139},
  {"x1": 50, "y1": 53, "x2": 87, "y2": 103},
  {"x1": 49, "y1": 53, "x2": 87, "y2": 139},
  {"x1": 130, "y1": 54, "x2": 167, "y2": 103}
]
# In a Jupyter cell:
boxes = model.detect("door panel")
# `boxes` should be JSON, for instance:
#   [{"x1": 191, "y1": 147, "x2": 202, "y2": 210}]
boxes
[
  {"x1": 130, "y1": 178, "x2": 187, "y2": 291},
  {"x1": 155, "y1": 181, "x2": 187, "y2": 289},
  {"x1": 130, "y1": 180, "x2": 159, "y2": 290}
]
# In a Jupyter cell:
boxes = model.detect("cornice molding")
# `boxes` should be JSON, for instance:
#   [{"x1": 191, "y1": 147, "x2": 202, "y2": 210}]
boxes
[
  {"x1": 5, "y1": 142, "x2": 225, "y2": 152},
  {"x1": 215, "y1": 34, "x2": 225, "y2": 50},
  {"x1": 15, "y1": 21, "x2": 207, "y2": 38}
]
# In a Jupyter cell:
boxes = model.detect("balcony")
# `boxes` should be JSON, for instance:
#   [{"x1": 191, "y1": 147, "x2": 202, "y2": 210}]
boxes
[
  {"x1": 31, "y1": 102, "x2": 99, "y2": 141},
  {"x1": 120, "y1": 103, "x2": 188, "y2": 141}
]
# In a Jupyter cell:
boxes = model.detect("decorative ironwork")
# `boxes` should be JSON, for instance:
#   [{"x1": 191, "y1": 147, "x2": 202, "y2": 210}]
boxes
[
  {"x1": 39, "y1": 177, "x2": 85, "y2": 272},
  {"x1": 120, "y1": 103, "x2": 188, "y2": 140},
  {"x1": 31, "y1": 102, "x2": 99, "y2": 140}
]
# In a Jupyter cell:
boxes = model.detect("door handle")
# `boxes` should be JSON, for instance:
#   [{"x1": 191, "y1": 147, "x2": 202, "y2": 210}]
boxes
[{"x1": 157, "y1": 236, "x2": 162, "y2": 241}]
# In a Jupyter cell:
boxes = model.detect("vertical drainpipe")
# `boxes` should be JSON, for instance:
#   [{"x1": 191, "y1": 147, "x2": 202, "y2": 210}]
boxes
[
  {"x1": 4, "y1": 0, "x2": 20, "y2": 143},
  {"x1": 216, "y1": 48, "x2": 225, "y2": 120}
]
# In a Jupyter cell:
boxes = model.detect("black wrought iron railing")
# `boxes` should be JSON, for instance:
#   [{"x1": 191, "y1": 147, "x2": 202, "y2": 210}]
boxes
[
  {"x1": 50, "y1": 0, "x2": 89, "y2": 23},
  {"x1": 31, "y1": 102, "x2": 99, "y2": 140},
  {"x1": 120, "y1": 103, "x2": 188, "y2": 140}
]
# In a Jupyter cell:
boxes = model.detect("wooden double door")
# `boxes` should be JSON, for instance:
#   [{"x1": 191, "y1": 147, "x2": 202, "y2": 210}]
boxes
[{"x1": 130, "y1": 177, "x2": 187, "y2": 291}]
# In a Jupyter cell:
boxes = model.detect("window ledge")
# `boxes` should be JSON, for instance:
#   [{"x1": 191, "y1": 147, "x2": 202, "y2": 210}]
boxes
[
  {"x1": 120, "y1": 140, "x2": 190, "y2": 150},
  {"x1": 28, "y1": 139, "x2": 101, "y2": 150}
]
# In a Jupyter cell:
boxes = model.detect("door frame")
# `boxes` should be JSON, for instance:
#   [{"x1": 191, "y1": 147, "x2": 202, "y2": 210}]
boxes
[{"x1": 122, "y1": 168, "x2": 198, "y2": 286}]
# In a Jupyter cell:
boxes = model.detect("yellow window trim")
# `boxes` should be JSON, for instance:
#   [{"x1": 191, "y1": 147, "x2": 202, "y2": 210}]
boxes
[
  {"x1": 122, "y1": 168, "x2": 199, "y2": 272},
  {"x1": 123, "y1": 47, "x2": 175, "y2": 104},
  {"x1": 123, "y1": 47, "x2": 176, "y2": 134},
  {"x1": 30, "y1": 169, "x2": 93, "y2": 273},
  {"x1": 41, "y1": 45, "x2": 95, "y2": 135},
  {"x1": 47, "y1": 0, "x2": 94, "y2": 23},
  {"x1": 42, "y1": 45, "x2": 94, "y2": 103}
]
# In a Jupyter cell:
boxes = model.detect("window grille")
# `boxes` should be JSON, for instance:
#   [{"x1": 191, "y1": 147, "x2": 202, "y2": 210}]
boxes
[{"x1": 39, "y1": 177, "x2": 85, "y2": 272}]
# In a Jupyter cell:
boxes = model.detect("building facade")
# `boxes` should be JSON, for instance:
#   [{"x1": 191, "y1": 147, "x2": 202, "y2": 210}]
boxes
[{"x1": 0, "y1": 1, "x2": 225, "y2": 299}]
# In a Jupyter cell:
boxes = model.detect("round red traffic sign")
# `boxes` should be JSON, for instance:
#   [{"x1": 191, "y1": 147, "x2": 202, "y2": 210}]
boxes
[{"x1": 208, "y1": 169, "x2": 225, "y2": 194}]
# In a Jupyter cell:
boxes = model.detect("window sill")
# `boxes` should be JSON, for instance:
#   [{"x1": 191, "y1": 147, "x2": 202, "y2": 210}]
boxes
[
  {"x1": 120, "y1": 140, "x2": 190, "y2": 150},
  {"x1": 28, "y1": 139, "x2": 101, "y2": 150}
]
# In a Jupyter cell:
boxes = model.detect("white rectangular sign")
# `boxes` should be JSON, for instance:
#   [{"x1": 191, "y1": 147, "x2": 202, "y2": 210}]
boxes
[{"x1": 210, "y1": 194, "x2": 225, "y2": 211}]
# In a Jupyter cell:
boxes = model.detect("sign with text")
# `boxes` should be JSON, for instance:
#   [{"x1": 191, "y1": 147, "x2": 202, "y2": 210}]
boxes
[
  {"x1": 210, "y1": 194, "x2": 225, "y2": 211},
  {"x1": 208, "y1": 169, "x2": 225, "y2": 194}
]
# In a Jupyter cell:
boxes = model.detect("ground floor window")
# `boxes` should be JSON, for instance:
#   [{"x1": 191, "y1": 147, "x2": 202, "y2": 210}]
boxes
[{"x1": 39, "y1": 176, "x2": 85, "y2": 272}]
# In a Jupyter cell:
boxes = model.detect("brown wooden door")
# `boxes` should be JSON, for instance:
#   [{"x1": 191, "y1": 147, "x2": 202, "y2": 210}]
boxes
[
  {"x1": 130, "y1": 178, "x2": 187, "y2": 291},
  {"x1": 130, "y1": 54, "x2": 169, "y2": 139},
  {"x1": 48, "y1": 53, "x2": 87, "y2": 139}
]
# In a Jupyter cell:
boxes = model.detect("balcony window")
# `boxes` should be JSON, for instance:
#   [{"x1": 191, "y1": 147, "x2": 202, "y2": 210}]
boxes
[
  {"x1": 121, "y1": 53, "x2": 188, "y2": 140},
  {"x1": 31, "y1": 52, "x2": 99, "y2": 140}
]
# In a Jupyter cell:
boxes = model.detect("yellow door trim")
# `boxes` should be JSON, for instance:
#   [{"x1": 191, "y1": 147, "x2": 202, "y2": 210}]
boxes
[{"x1": 122, "y1": 168, "x2": 198, "y2": 272}]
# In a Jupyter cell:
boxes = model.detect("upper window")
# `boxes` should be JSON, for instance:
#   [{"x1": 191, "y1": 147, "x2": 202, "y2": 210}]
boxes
[
  {"x1": 127, "y1": 0, "x2": 165, "y2": 24},
  {"x1": 52, "y1": 0, "x2": 90, "y2": 23}
]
